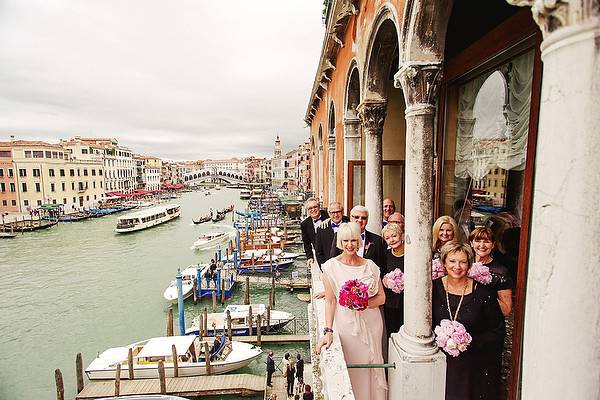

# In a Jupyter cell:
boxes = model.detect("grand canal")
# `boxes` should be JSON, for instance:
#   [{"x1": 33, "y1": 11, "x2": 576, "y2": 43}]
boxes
[{"x1": 0, "y1": 189, "x2": 309, "y2": 400}]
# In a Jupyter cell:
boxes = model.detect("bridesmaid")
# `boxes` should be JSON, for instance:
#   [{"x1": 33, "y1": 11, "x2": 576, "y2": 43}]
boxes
[
  {"x1": 432, "y1": 216, "x2": 459, "y2": 260},
  {"x1": 381, "y1": 222, "x2": 405, "y2": 337},
  {"x1": 469, "y1": 226, "x2": 513, "y2": 316},
  {"x1": 317, "y1": 222, "x2": 387, "y2": 400},
  {"x1": 432, "y1": 242, "x2": 505, "y2": 400}
]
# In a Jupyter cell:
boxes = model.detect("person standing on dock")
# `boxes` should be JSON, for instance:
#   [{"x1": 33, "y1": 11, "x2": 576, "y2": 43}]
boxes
[
  {"x1": 266, "y1": 351, "x2": 275, "y2": 387},
  {"x1": 300, "y1": 198, "x2": 328, "y2": 269},
  {"x1": 314, "y1": 201, "x2": 349, "y2": 266}
]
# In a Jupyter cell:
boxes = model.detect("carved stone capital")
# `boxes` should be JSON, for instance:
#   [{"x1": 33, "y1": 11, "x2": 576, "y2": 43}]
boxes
[
  {"x1": 357, "y1": 98, "x2": 387, "y2": 136},
  {"x1": 507, "y1": 0, "x2": 599, "y2": 36},
  {"x1": 394, "y1": 62, "x2": 442, "y2": 113}
]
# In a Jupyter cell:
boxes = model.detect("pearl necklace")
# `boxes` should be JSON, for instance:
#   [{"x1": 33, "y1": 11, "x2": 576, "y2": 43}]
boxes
[{"x1": 445, "y1": 278, "x2": 469, "y2": 321}]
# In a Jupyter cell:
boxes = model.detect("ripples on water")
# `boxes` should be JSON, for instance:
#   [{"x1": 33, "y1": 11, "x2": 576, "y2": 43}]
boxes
[{"x1": 0, "y1": 189, "x2": 308, "y2": 400}]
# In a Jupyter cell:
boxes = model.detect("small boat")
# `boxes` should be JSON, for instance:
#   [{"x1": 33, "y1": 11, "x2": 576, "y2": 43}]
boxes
[
  {"x1": 204, "y1": 191, "x2": 211, "y2": 196},
  {"x1": 186, "y1": 304, "x2": 295, "y2": 336},
  {"x1": 115, "y1": 204, "x2": 181, "y2": 233},
  {"x1": 0, "y1": 231, "x2": 17, "y2": 239},
  {"x1": 190, "y1": 232, "x2": 234, "y2": 250},
  {"x1": 219, "y1": 205, "x2": 234, "y2": 214},
  {"x1": 240, "y1": 189, "x2": 251, "y2": 200},
  {"x1": 85, "y1": 335, "x2": 262, "y2": 380},
  {"x1": 192, "y1": 215, "x2": 211, "y2": 224},
  {"x1": 163, "y1": 264, "x2": 236, "y2": 302},
  {"x1": 163, "y1": 266, "x2": 205, "y2": 302},
  {"x1": 43, "y1": 211, "x2": 92, "y2": 222},
  {"x1": 236, "y1": 257, "x2": 295, "y2": 273},
  {"x1": 230, "y1": 249, "x2": 300, "y2": 262},
  {"x1": 211, "y1": 212, "x2": 226, "y2": 223}
]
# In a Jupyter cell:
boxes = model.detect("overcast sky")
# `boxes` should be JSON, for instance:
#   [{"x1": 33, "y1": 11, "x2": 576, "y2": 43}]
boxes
[{"x1": 0, "y1": 0, "x2": 325, "y2": 160}]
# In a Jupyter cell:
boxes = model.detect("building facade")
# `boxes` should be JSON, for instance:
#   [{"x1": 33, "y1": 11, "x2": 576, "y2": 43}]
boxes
[
  {"x1": 0, "y1": 140, "x2": 105, "y2": 213},
  {"x1": 306, "y1": 1, "x2": 600, "y2": 399}
]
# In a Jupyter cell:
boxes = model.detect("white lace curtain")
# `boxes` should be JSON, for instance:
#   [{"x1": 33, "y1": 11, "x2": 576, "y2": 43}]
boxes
[{"x1": 454, "y1": 50, "x2": 534, "y2": 181}]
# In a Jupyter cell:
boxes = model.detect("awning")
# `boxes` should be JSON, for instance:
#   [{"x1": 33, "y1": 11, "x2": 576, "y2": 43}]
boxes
[{"x1": 137, "y1": 336, "x2": 196, "y2": 358}]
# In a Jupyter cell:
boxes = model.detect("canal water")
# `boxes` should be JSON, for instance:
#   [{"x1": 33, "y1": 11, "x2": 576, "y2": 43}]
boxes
[{"x1": 0, "y1": 189, "x2": 309, "y2": 400}]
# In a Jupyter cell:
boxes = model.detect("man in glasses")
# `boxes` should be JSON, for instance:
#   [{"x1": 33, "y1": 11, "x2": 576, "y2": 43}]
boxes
[
  {"x1": 314, "y1": 201, "x2": 350, "y2": 266},
  {"x1": 329, "y1": 205, "x2": 385, "y2": 270},
  {"x1": 300, "y1": 197, "x2": 329, "y2": 266}
]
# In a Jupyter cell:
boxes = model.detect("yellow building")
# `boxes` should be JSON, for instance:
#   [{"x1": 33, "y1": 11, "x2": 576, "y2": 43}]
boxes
[{"x1": 8, "y1": 140, "x2": 105, "y2": 212}]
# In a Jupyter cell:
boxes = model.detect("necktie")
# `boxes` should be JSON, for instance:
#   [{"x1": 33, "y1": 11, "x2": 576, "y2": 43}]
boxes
[
  {"x1": 361, "y1": 232, "x2": 365, "y2": 241},
  {"x1": 331, "y1": 222, "x2": 339, "y2": 229}
]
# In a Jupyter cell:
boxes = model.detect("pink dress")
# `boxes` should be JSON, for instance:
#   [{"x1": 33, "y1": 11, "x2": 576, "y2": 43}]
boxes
[{"x1": 322, "y1": 258, "x2": 387, "y2": 400}]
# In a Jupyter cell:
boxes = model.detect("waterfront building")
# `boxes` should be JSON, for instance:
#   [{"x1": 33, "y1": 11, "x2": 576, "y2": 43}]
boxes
[
  {"x1": 66, "y1": 137, "x2": 135, "y2": 194},
  {"x1": 0, "y1": 141, "x2": 18, "y2": 212},
  {"x1": 297, "y1": 142, "x2": 311, "y2": 194},
  {"x1": 202, "y1": 158, "x2": 247, "y2": 177},
  {"x1": 0, "y1": 139, "x2": 104, "y2": 213},
  {"x1": 142, "y1": 156, "x2": 162, "y2": 191},
  {"x1": 258, "y1": 158, "x2": 272, "y2": 184},
  {"x1": 306, "y1": 1, "x2": 600, "y2": 399},
  {"x1": 283, "y1": 148, "x2": 299, "y2": 193}
]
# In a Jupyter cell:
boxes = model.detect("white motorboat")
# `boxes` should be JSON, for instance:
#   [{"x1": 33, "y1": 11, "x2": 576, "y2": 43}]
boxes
[
  {"x1": 186, "y1": 304, "x2": 295, "y2": 336},
  {"x1": 115, "y1": 204, "x2": 181, "y2": 233},
  {"x1": 85, "y1": 335, "x2": 262, "y2": 380},
  {"x1": 163, "y1": 265, "x2": 208, "y2": 302},
  {"x1": 240, "y1": 189, "x2": 251, "y2": 200},
  {"x1": 190, "y1": 231, "x2": 234, "y2": 250},
  {"x1": 227, "y1": 249, "x2": 300, "y2": 262}
]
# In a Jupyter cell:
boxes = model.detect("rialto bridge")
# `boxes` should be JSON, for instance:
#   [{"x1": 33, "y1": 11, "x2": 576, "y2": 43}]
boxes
[{"x1": 182, "y1": 168, "x2": 246, "y2": 185}]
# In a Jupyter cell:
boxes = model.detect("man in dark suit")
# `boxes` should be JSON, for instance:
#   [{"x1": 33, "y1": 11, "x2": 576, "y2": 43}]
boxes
[
  {"x1": 266, "y1": 351, "x2": 275, "y2": 387},
  {"x1": 329, "y1": 205, "x2": 385, "y2": 271},
  {"x1": 314, "y1": 201, "x2": 349, "y2": 266},
  {"x1": 300, "y1": 197, "x2": 328, "y2": 266}
]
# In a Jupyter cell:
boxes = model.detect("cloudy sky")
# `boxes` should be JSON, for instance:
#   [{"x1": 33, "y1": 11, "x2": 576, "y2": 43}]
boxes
[{"x1": 0, "y1": 0, "x2": 325, "y2": 160}]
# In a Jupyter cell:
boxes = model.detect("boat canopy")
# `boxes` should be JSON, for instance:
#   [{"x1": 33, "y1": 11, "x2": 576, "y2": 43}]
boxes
[
  {"x1": 117, "y1": 204, "x2": 180, "y2": 220},
  {"x1": 137, "y1": 336, "x2": 196, "y2": 358}
]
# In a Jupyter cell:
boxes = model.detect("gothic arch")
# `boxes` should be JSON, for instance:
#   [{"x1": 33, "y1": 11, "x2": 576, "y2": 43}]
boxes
[{"x1": 345, "y1": 63, "x2": 361, "y2": 117}]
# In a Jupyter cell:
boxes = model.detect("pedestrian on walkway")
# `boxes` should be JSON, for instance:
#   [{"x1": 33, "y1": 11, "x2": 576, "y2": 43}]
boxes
[
  {"x1": 295, "y1": 353, "x2": 304, "y2": 383},
  {"x1": 303, "y1": 384, "x2": 314, "y2": 400},
  {"x1": 266, "y1": 351, "x2": 275, "y2": 387},
  {"x1": 286, "y1": 359, "x2": 296, "y2": 397}
]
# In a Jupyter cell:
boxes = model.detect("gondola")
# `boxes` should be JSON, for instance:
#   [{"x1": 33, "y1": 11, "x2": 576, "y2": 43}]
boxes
[{"x1": 192, "y1": 215, "x2": 212, "y2": 224}]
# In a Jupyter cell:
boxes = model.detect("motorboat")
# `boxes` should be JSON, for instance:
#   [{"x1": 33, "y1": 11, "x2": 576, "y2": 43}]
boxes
[
  {"x1": 236, "y1": 257, "x2": 294, "y2": 273},
  {"x1": 163, "y1": 265, "x2": 206, "y2": 302},
  {"x1": 190, "y1": 231, "x2": 234, "y2": 251},
  {"x1": 115, "y1": 204, "x2": 181, "y2": 233},
  {"x1": 85, "y1": 335, "x2": 262, "y2": 380},
  {"x1": 240, "y1": 189, "x2": 251, "y2": 200},
  {"x1": 186, "y1": 304, "x2": 295, "y2": 336}
]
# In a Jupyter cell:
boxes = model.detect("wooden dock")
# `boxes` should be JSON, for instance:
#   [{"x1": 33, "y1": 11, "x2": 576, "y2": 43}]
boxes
[
  {"x1": 234, "y1": 334, "x2": 309, "y2": 343},
  {"x1": 76, "y1": 373, "x2": 264, "y2": 399},
  {"x1": 235, "y1": 275, "x2": 311, "y2": 289}
]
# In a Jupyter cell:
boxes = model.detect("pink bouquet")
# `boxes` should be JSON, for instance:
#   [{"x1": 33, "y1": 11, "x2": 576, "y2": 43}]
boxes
[
  {"x1": 383, "y1": 268, "x2": 405, "y2": 294},
  {"x1": 432, "y1": 259, "x2": 446, "y2": 280},
  {"x1": 338, "y1": 279, "x2": 370, "y2": 311},
  {"x1": 434, "y1": 319, "x2": 472, "y2": 357},
  {"x1": 467, "y1": 262, "x2": 492, "y2": 284}
]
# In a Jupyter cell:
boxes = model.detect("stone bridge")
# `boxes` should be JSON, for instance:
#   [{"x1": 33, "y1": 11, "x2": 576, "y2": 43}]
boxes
[{"x1": 183, "y1": 168, "x2": 246, "y2": 185}]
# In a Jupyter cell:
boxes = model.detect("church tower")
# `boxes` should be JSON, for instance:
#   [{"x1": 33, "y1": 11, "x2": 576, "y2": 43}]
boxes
[{"x1": 274, "y1": 135, "x2": 281, "y2": 158}]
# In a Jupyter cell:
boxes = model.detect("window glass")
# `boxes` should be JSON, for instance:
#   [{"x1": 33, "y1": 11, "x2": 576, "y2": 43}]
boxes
[{"x1": 441, "y1": 49, "x2": 534, "y2": 244}]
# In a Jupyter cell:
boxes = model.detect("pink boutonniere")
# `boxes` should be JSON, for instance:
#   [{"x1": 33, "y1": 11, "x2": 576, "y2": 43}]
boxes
[{"x1": 364, "y1": 241, "x2": 372, "y2": 252}]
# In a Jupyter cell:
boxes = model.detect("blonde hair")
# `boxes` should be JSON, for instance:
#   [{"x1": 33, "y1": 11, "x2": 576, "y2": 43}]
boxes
[
  {"x1": 382, "y1": 222, "x2": 403, "y2": 238},
  {"x1": 432, "y1": 215, "x2": 459, "y2": 252},
  {"x1": 440, "y1": 242, "x2": 474, "y2": 267},
  {"x1": 336, "y1": 222, "x2": 362, "y2": 250}
]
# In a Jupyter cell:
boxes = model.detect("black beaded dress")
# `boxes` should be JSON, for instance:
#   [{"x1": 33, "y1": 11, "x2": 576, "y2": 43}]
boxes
[
  {"x1": 432, "y1": 278, "x2": 505, "y2": 400},
  {"x1": 382, "y1": 248, "x2": 404, "y2": 337}
]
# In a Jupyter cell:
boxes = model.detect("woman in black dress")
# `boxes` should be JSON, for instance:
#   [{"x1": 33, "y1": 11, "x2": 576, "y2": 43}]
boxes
[
  {"x1": 381, "y1": 222, "x2": 405, "y2": 337},
  {"x1": 469, "y1": 227, "x2": 514, "y2": 316},
  {"x1": 432, "y1": 242, "x2": 505, "y2": 400}
]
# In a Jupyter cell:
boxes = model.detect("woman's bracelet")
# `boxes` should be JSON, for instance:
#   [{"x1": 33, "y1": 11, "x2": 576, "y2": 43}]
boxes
[{"x1": 323, "y1": 327, "x2": 334, "y2": 335}]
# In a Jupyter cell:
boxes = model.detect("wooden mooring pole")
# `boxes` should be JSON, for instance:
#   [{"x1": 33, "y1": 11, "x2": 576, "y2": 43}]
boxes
[
  {"x1": 212, "y1": 291, "x2": 217, "y2": 312},
  {"x1": 244, "y1": 276, "x2": 250, "y2": 305},
  {"x1": 248, "y1": 305, "x2": 253, "y2": 337},
  {"x1": 76, "y1": 353, "x2": 84, "y2": 394},
  {"x1": 220, "y1": 278, "x2": 225, "y2": 304},
  {"x1": 158, "y1": 360, "x2": 166, "y2": 394},
  {"x1": 204, "y1": 342, "x2": 212, "y2": 375},
  {"x1": 256, "y1": 314, "x2": 262, "y2": 345},
  {"x1": 203, "y1": 307, "x2": 208, "y2": 337},
  {"x1": 114, "y1": 364, "x2": 121, "y2": 396},
  {"x1": 172, "y1": 344, "x2": 179, "y2": 378},
  {"x1": 226, "y1": 310, "x2": 232, "y2": 340},
  {"x1": 266, "y1": 305, "x2": 271, "y2": 334},
  {"x1": 167, "y1": 307, "x2": 174, "y2": 336},
  {"x1": 128, "y1": 348, "x2": 134, "y2": 379},
  {"x1": 55, "y1": 369, "x2": 64, "y2": 400}
]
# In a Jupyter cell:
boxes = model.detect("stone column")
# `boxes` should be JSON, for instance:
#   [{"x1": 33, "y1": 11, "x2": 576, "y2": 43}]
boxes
[
  {"x1": 327, "y1": 135, "x2": 336, "y2": 204},
  {"x1": 507, "y1": 2, "x2": 600, "y2": 398},
  {"x1": 318, "y1": 144, "x2": 324, "y2": 202},
  {"x1": 343, "y1": 114, "x2": 362, "y2": 210},
  {"x1": 388, "y1": 62, "x2": 446, "y2": 400},
  {"x1": 357, "y1": 98, "x2": 386, "y2": 232}
]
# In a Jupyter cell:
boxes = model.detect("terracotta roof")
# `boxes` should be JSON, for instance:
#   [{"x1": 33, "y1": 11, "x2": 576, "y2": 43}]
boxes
[{"x1": 0, "y1": 140, "x2": 62, "y2": 148}]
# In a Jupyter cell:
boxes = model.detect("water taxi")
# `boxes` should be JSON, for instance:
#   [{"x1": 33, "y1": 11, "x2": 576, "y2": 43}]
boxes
[
  {"x1": 85, "y1": 335, "x2": 262, "y2": 379},
  {"x1": 186, "y1": 304, "x2": 295, "y2": 336},
  {"x1": 190, "y1": 231, "x2": 234, "y2": 250},
  {"x1": 240, "y1": 189, "x2": 251, "y2": 200},
  {"x1": 115, "y1": 204, "x2": 181, "y2": 233},
  {"x1": 163, "y1": 264, "x2": 237, "y2": 302}
]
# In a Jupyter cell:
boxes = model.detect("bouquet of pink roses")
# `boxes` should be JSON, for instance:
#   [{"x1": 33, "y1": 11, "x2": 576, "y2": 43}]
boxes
[
  {"x1": 467, "y1": 262, "x2": 492, "y2": 284},
  {"x1": 383, "y1": 268, "x2": 405, "y2": 294},
  {"x1": 338, "y1": 279, "x2": 370, "y2": 311},
  {"x1": 432, "y1": 258, "x2": 446, "y2": 280},
  {"x1": 434, "y1": 319, "x2": 472, "y2": 357}
]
